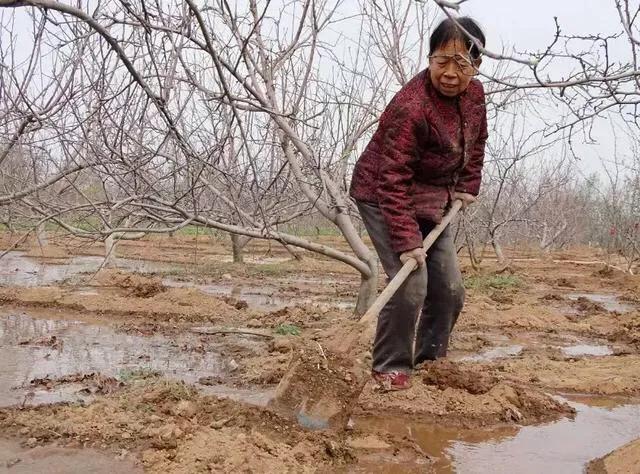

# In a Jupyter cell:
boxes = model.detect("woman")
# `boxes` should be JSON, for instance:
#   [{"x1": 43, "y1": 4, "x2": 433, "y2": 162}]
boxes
[{"x1": 350, "y1": 17, "x2": 488, "y2": 390}]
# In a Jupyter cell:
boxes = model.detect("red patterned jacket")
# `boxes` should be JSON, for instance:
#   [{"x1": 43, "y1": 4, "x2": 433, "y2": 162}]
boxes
[{"x1": 350, "y1": 69, "x2": 488, "y2": 253}]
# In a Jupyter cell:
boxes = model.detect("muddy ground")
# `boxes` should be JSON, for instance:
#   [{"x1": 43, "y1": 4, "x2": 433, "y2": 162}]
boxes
[{"x1": 0, "y1": 232, "x2": 639, "y2": 472}]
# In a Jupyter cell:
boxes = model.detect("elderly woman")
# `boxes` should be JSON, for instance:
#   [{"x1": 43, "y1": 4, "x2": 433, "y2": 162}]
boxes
[{"x1": 350, "y1": 17, "x2": 488, "y2": 390}]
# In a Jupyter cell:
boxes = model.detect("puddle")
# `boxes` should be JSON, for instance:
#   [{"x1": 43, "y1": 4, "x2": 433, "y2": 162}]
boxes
[
  {"x1": 194, "y1": 283, "x2": 356, "y2": 311},
  {"x1": 0, "y1": 311, "x2": 272, "y2": 408},
  {"x1": 453, "y1": 331, "x2": 621, "y2": 363},
  {"x1": 0, "y1": 251, "x2": 169, "y2": 287},
  {"x1": 567, "y1": 293, "x2": 635, "y2": 313},
  {"x1": 280, "y1": 275, "x2": 344, "y2": 285},
  {"x1": 0, "y1": 438, "x2": 142, "y2": 473},
  {"x1": 165, "y1": 280, "x2": 355, "y2": 311},
  {"x1": 216, "y1": 255, "x2": 292, "y2": 265},
  {"x1": 0, "y1": 250, "x2": 355, "y2": 311},
  {"x1": 561, "y1": 344, "x2": 613, "y2": 357},
  {"x1": 458, "y1": 345, "x2": 524, "y2": 362},
  {"x1": 354, "y1": 396, "x2": 640, "y2": 473}
]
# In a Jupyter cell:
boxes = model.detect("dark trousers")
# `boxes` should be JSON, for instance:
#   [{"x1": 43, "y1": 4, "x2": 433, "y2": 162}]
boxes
[{"x1": 357, "y1": 201, "x2": 465, "y2": 373}]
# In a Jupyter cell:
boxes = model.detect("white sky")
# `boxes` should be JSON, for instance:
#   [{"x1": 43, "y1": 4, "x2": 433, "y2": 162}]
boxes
[
  {"x1": 465, "y1": 0, "x2": 623, "y2": 50},
  {"x1": 446, "y1": 0, "x2": 634, "y2": 176}
]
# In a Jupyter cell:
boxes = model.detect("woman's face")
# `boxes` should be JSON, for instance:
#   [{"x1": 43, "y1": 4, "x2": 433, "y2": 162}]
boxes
[{"x1": 429, "y1": 39, "x2": 481, "y2": 97}]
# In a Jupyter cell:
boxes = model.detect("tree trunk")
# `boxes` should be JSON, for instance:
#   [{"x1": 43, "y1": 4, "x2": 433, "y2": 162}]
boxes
[
  {"x1": 540, "y1": 220, "x2": 568, "y2": 254},
  {"x1": 5, "y1": 212, "x2": 14, "y2": 236},
  {"x1": 354, "y1": 258, "x2": 379, "y2": 316},
  {"x1": 35, "y1": 223, "x2": 47, "y2": 248},
  {"x1": 465, "y1": 228, "x2": 481, "y2": 270},
  {"x1": 491, "y1": 236, "x2": 508, "y2": 267},
  {"x1": 540, "y1": 223, "x2": 550, "y2": 252},
  {"x1": 231, "y1": 233, "x2": 250, "y2": 263},
  {"x1": 468, "y1": 243, "x2": 480, "y2": 271},
  {"x1": 104, "y1": 234, "x2": 117, "y2": 267}
]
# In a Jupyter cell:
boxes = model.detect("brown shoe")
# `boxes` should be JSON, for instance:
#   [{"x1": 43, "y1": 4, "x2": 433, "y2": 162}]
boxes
[{"x1": 371, "y1": 370, "x2": 411, "y2": 391}]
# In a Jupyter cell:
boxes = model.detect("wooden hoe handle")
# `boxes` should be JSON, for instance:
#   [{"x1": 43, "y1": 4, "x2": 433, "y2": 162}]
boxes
[{"x1": 359, "y1": 199, "x2": 463, "y2": 325}]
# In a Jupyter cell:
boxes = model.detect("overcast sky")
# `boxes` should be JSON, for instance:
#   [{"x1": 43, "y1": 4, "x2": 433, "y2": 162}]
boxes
[
  {"x1": 464, "y1": 0, "x2": 622, "y2": 51},
  {"x1": 447, "y1": 0, "x2": 633, "y2": 176}
]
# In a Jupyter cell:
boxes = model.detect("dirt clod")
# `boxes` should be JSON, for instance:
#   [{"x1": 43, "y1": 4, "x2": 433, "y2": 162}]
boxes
[
  {"x1": 556, "y1": 278, "x2": 576, "y2": 288},
  {"x1": 421, "y1": 360, "x2": 498, "y2": 395},
  {"x1": 269, "y1": 336, "x2": 292, "y2": 353},
  {"x1": 96, "y1": 270, "x2": 166, "y2": 298},
  {"x1": 572, "y1": 297, "x2": 606, "y2": 314},
  {"x1": 172, "y1": 400, "x2": 197, "y2": 418},
  {"x1": 540, "y1": 293, "x2": 564, "y2": 302},
  {"x1": 27, "y1": 373, "x2": 123, "y2": 395}
]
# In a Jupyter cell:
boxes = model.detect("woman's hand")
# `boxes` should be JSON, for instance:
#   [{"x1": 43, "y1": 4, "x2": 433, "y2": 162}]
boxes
[
  {"x1": 453, "y1": 192, "x2": 476, "y2": 209},
  {"x1": 399, "y1": 247, "x2": 426, "y2": 269}
]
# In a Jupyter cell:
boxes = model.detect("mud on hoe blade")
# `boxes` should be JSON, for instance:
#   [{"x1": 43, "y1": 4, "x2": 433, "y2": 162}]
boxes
[{"x1": 268, "y1": 200, "x2": 463, "y2": 430}]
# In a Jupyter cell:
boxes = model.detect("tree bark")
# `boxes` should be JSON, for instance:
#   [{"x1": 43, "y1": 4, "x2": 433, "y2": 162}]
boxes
[
  {"x1": 231, "y1": 233, "x2": 250, "y2": 263},
  {"x1": 354, "y1": 257, "x2": 379, "y2": 316},
  {"x1": 491, "y1": 236, "x2": 508, "y2": 267},
  {"x1": 104, "y1": 234, "x2": 117, "y2": 267},
  {"x1": 35, "y1": 223, "x2": 47, "y2": 248}
]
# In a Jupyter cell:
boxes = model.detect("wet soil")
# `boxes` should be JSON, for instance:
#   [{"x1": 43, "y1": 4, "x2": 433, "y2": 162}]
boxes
[
  {"x1": 0, "y1": 310, "x2": 277, "y2": 407},
  {"x1": 0, "y1": 380, "x2": 359, "y2": 473},
  {"x1": 357, "y1": 360, "x2": 575, "y2": 428},
  {"x1": 0, "y1": 438, "x2": 142, "y2": 473},
  {"x1": 350, "y1": 395, "x2": 640, "y2": 473},
  {"x1": 1, "y1": 236, "x2": 640, "y2": 472},
  {"x1": 588, "y1": 437, "x2": 640, "y2": 473}
]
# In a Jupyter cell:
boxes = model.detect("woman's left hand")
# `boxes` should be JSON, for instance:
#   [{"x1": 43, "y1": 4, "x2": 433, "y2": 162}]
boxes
[{"x1": 453, "y1": 192, "x2": 476, "y2": 209}]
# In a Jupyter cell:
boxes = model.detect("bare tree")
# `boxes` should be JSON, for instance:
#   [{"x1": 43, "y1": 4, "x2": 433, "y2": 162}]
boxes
[{"x1": 2, "y1": 0, "x2": 640, "y2": 307}]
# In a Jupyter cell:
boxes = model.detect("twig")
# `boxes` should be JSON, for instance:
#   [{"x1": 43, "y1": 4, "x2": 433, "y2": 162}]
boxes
[{"x1": 316, "y1": 341, "x2": 327, "y2": 360}]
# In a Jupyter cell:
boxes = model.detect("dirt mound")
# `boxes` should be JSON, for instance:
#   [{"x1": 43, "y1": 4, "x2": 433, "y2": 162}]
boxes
[
  {"x1": 219, "y1": 295, "x2": 249, "y2": 310},
  {"x1": 260, "y1": 304, "x2": 352, "y2": 329},
  {"x1": 422, "y1": 359, "x2": 498, "y2": 395},
  {"x1": 572, "y1": 297, "x2": 606, "y2": 315},
  {"x1": 449, "y1": 333, "x2": 492, "y2": 352},
  {"x1": 587, "y1": 438, "x2": 640, "y2": 474},
  {"x1": 18, "y1": 335, "x2": 63, "y2": 349},
  {"x1": 555, "y1": 277, "x2": 577, "y2": 288},
  {"x1": 0, "y1": 285, "x2": 242, "y2": 324},
  {"x1": 27, "y1": 372, "x2": 123, "y2": 395},
  {"x1": 0, "y1": 379, "x2": 356, "y2": 473},
  {"x1": 593, "y1": 265, "x2": 615, "y2": 278},
  {"x1": 95, "y1": 270, "x2": 166, "y2": 298},
  {"x1": 621, "y1": 291, "x2": 640, "y2": 304},
  {"x1": 540, "y1": 293, "x2": 565, "y2": 302},
  {"x1": 501, "y1": 354, "x2": 640, "y2": 395},
  {"x1": 604, "y1": 312, "x2": 640, "y2": 347},
  {"x1": 357, "y1": 361, "x2": 574, "y2": 427},
  {"x1": 489, "y1": 291, "x2": 514, "y2": 305},
  {"x1": 0, "y1": 287, "x2": 65, "y2": 306}
]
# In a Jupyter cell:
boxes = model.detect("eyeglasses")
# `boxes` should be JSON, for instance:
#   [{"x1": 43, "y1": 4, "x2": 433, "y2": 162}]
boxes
[{"x1": 429, "y1": 54, "x2": 478, "y2": 76}]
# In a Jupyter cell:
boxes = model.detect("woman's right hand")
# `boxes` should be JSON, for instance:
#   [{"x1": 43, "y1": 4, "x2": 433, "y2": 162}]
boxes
[{"x1": 399, "y1": 247, "x2": 426, "y2": 269}]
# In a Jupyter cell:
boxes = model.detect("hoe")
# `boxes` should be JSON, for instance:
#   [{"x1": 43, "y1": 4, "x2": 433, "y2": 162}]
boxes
[{"x1": 269, "y1": 200, "x2": 463, "y2": 429}]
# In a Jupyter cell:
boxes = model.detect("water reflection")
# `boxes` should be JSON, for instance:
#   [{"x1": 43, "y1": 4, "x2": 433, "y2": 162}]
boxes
[{"x1": 0, "y1": 311, "x2": 269, "y2": 407}]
